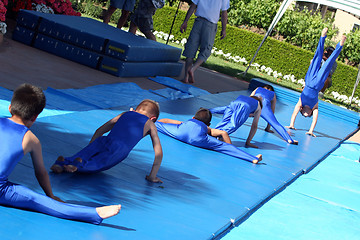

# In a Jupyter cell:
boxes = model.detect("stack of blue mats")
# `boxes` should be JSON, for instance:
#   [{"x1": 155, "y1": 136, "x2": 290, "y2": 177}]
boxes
[{"x1": 13, "y1": 10, "x2": 183, "y2": 77}]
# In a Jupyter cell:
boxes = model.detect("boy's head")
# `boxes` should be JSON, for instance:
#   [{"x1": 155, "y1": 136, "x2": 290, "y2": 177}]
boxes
[
  {"x1": 10, "y1": 84, "x2": 46, "y2": 121},
  {"x1": 194, "y1": 108, "x2": 212, "y2": 126},
  {"x1": 263, "y1": 84, "x2": 274, "y2": 92},
  {"x1": 323, "y1": 46, "x2": 335, "y2": 60},
  {"x1": 250, "y1": 96, "x2": 263, "y2": 109},
  {"x1": 300, "y1": 105, "x2": 313, "y2": 117},
  {"x1": 135, "y1": 99, "x2": 160, "y2": 122}
]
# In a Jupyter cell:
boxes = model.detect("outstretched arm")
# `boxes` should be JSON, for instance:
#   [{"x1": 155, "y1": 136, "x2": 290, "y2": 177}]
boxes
[
  {"x1": 23, "y1": 131, "x2": 63, "y2": 202},
  {"x1": 220, "y1": 10, "x2": 228, "y2": 39},
  {"x1": 180, "y1": 3, "x2": 197, "y2": 33},
  {"x1": 90, "y1": 113, "x2": 124, "y2": 143},
  {"x1": 146, "y1": 121, "x2": 163, "y2": 183},
  {"x1": 158, "y1": 118, "x2": 183, "y2": 124},
  {"x1": 208, "y1": 127, "x2": 232, "y2": 144},
  {"x1": 287, "y1": 98, "x2": 301, "y2": 130},
  {"x1": 246, "y1": 105, "x2": 261, "y2": 148},
  {"x1": 306, "y1": 104, "x2": 318, "y2": 137}
]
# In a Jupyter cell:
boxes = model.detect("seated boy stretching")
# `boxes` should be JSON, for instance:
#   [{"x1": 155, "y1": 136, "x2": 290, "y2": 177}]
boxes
[
  {"x1": 0, "y1": 84, "x2": 120, "y2": 224},
  {"x1": 250, "y1": 85, "x2": 298, "y2": 145},
  {"x1": 210, "y1": 95, "x2": 262, "y2": 148},
  {"x1": 156, "y1": 108, "x2": 262, "y2": 164},
  {"x1": 51, "y1": 99, "x2": 163, "y2": 183},
  {"x1": 287, "y1": 28, "x2": 346, "y2": 137}
]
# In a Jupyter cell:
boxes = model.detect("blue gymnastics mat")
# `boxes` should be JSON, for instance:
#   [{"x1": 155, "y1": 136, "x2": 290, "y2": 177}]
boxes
[
  {"x1": 1, "y1": 80, "x2": 359, "y2": 239},
  {"x1": 13, "y1": 10, "x2": 183, "y2": 77},
  {"x1": 222, "y1": 140, "x2": 360, "y2": 240}
]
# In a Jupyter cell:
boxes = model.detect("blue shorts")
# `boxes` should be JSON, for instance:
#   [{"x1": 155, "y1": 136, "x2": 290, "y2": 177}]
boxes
[
  {"x1": 183, "y1": 17, "x2": 218, "y2": 62},
  {"x1": 110, "y1": 0, "x2": 136, "y2": 11},
  {"x1": 130, "y1": 0, "x2": 156, "y2": 32}
]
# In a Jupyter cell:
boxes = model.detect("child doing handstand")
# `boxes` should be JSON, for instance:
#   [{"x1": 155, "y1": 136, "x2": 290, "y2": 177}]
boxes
[{"x1": 287, "y1": 28, "x2": 346, "y2": 137}]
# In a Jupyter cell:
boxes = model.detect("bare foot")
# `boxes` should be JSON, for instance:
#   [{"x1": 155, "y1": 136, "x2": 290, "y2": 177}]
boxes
[
  {"x1": 181, "y1": 77, "x2": 189, "y2": 83},
  {"x1": 188, "y1": 69, "x2": 195, "y2": 84},
  {"x1": 63, "y1": 165, "x2": 78, "y2": 173},
  {"x1": 96, "y1": 205, "x2": 121, "y2": 219},
  {"x1": 50, "y1": 164, "x2": 63, "y2": 173},
  {"x1": 252, "y1": 154, "x2": 262, "y2": 164},
  {"x1": 322, "y1": 27, "x2": 328, "y2": 37},
  {"x1": 340, "y1": 35, "x2": 347, "y2": 46},
  {"x1": 265, "y1": 127, "x2": 274, "y2": 133},
  {"x1": 50, "y1": 156, "x2": 65, "y2": 173},
  {"x1": 289, "y1": 140, "x2": 299, "y2": 145},
  {"x1": 245, "y1": 142, "x2": 258, "y2": 148}
]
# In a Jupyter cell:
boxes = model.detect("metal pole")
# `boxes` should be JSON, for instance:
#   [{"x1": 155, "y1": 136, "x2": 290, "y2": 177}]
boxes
[
  {"x1": 240, "y1": 0, "x2": 292, "y2": 76},
  {"x1": 166, "y1": 0, "x2": 182, "y2": 45},
  {"x1": 349, "y1": 63, "x2": 360, "y2": 108}
]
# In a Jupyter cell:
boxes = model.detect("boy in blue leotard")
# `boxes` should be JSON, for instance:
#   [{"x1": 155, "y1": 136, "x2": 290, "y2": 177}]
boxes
[
  {"x1": 210, "y1": 95, "x2": 262, "y2": 148},
  {"x1": 156, "y1": 108, "x2": 262, "y2": 164},
  {"x1": 0, "y1": 84, "x2": 120, "y2": 224},
  {"x1": 51, "y1": 99, "x2": 164, "y2": 183},
  {"x1": 250, "y1": 85, "x2": 298, "y2": 145},
  {"x1": 287, "y1": 28, "x2": 346, "y2": 137}
]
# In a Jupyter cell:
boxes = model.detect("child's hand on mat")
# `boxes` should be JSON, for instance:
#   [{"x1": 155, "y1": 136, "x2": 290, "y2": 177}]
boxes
[
  {"x1": 51, "y1": 196, "x2": 65, "y2": 203},
  {"x1": 306, "y1": 131, "x2": 316, "y2": 137},
  {"x1": 146, "y1": 175, "x2": 163, "y2": 183},
  {"x1": 286, "y1": 126, "x2": 296, "y2": 130}
]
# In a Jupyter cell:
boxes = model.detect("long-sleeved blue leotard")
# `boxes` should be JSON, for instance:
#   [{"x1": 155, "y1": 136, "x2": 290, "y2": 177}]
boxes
[
  {"x1": 301, "y1": 36, "x2": 343, "y2": 109},
  {"x1": 0, "y1": 118, "x2": 102, "y2": 224},
  {"x1": 156, "y1": 119, "x2": 259, "y2": 162},
  {"x1": 254, "y1": 87, "x2": 294, "y2": 142},
  {"x1": 56, "y1": 111, "x2": 149, "y2": 173},
  {"x1": 210, "y1": 95, "x2": 259, "y2": 134}
]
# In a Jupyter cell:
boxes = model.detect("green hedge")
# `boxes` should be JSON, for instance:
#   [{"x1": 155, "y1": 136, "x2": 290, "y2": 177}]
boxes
[{"x1": 153, "y1": 6, "x2": 359, "y2": 97}]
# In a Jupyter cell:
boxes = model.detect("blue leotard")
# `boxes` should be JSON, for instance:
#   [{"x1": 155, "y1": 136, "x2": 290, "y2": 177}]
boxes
[
  {"x1": 210, "y1": 95, "x2": 259, "y2": 134},
  {"x1": 57, "y1": 111, "x2": 149, "y2": 173},
  {"x1": 0, "y1": 118, "x2": 102, "y2": 224},
  {"x1": 301, "y1": 36, "x2": 343, "y2": 109},
  {"x1": 156, "y1": 119, "x2": 259, "y2": 163},
  {"x1": 254, "y1": 87, "x2": 294, "y2": 142}
]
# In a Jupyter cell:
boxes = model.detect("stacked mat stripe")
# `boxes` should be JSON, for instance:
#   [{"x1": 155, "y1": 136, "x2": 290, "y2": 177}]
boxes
[{"x1": 13, "y1": 10, "x2": 183, "y2": 77}]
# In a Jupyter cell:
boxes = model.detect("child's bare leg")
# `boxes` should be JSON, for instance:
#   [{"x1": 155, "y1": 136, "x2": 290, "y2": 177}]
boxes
[
  {"x1": 182, "y1": 58, "x2": 193, "y2": 83},
  {"x1": 50, "y1": 156, "x2": 65, "y2": 173},
  {"x1": 188, "y1": 58, "x2": 204, "y2": 84},
  {"x1": 63, "y1": 157, "x2": 82, "y2": 173},
  {"x1": 96, "y1": 204, "x2": 121, "y2": 219},
  {"x1": 252, "y1": 154, "x2": 262, "y2": 164},
  {"x1": 321, "y1": 27, "x2": 328, "y2": 37},
  {"x1": 340, "y1": 35, "x2": 347, "y2": 46}
]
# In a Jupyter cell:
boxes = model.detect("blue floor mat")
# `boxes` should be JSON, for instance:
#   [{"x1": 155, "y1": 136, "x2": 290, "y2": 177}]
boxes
[
  {"x1": 222, "y1": 140, "x2": 360, "y2": 240},
  {"x1": 1, "y1": 80, "x2": 359, "y2": 239},
  {"x1": 12, "y1": 10, "x2": 183, "y2": 77}
]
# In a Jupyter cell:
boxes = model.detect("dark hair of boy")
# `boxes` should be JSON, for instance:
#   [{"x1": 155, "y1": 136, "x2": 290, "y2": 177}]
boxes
[
  {"x1": 136, "y1": 99, "x2": 160, "y2": 119},
  {"x1": 263, "y1": 84, "x2": 274, "y2": 92},
  {"x1": 194, "y1": 108, "x2": 212, "y2": 126},
  {"x1": 10, "y1": 83, "x2": 46, "y2": 121}
]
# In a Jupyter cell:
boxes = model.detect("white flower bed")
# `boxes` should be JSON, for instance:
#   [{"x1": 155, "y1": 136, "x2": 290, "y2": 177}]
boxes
[{"x1": 0, "y1": 22, "x2": 6, "y2": 35}]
